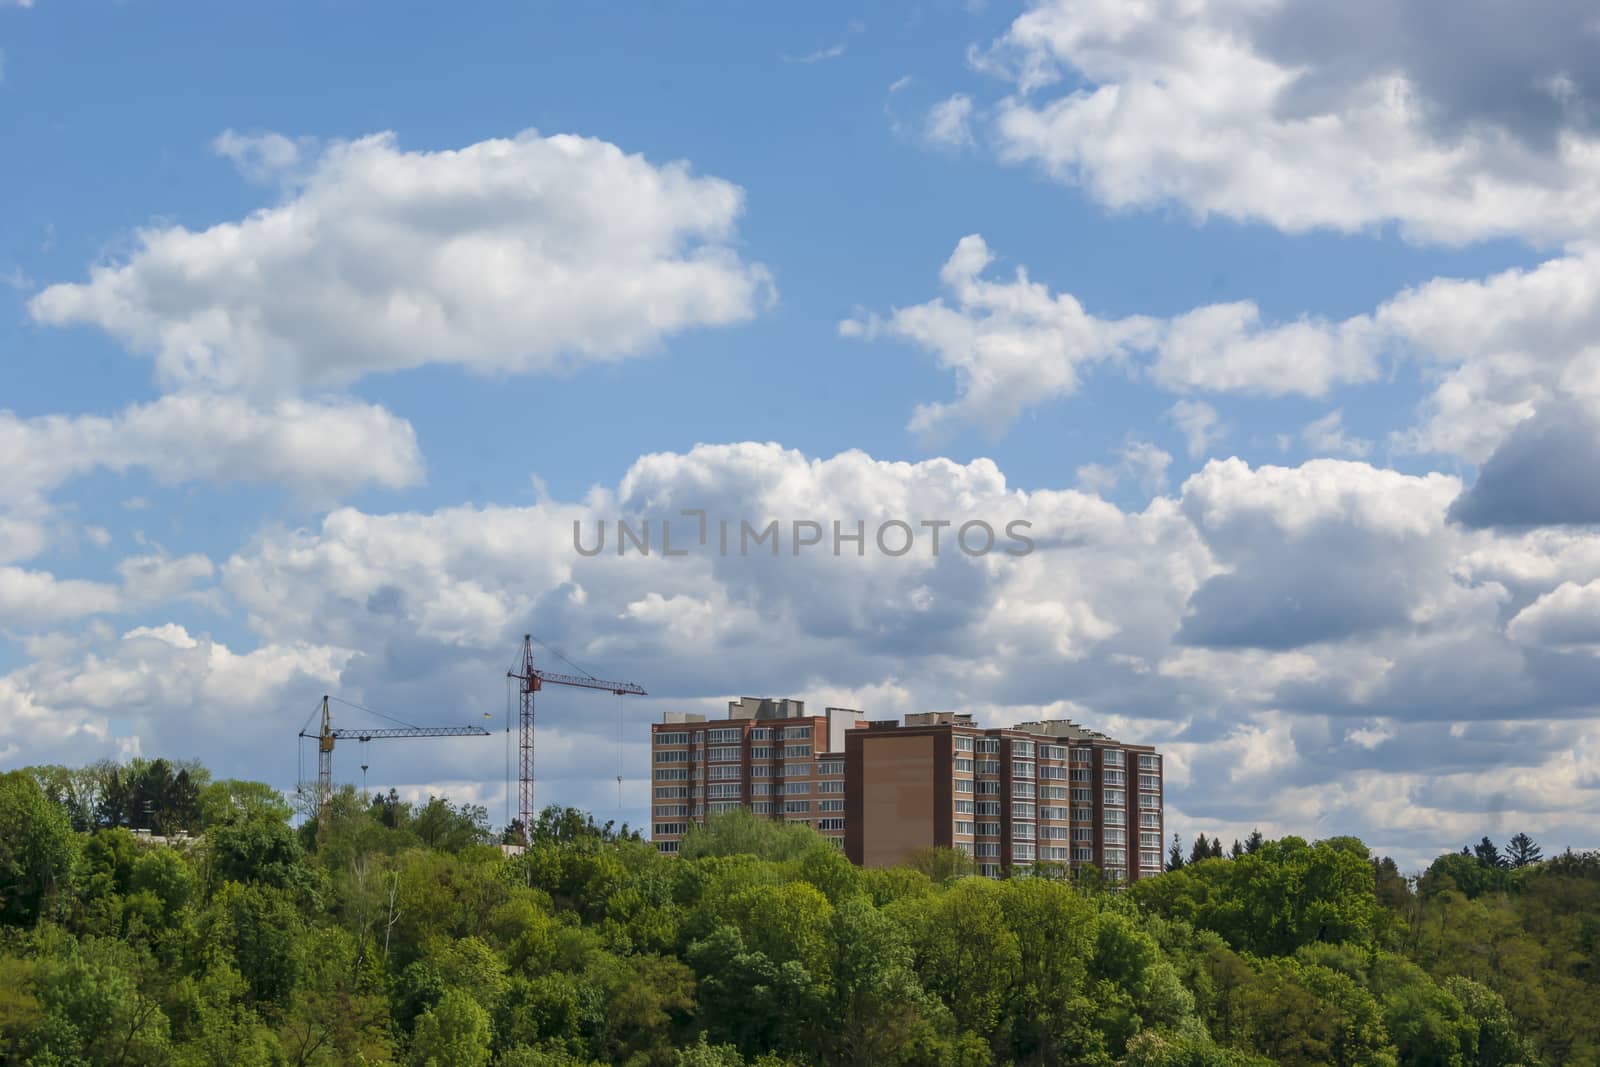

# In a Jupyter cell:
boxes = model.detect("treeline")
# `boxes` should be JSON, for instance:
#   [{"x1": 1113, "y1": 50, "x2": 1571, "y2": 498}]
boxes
[{"x1": 1, "y1": 763, "x2": 1597, "y2": 1066}]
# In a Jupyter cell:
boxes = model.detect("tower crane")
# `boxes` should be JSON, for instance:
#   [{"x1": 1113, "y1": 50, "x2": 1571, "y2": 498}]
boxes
[
  {"x1": 508, "y1": 635, "x2": 645, "y2": 843},
  {"x1": 300, "y1": 695, "x2": 490, "y2": 843}
]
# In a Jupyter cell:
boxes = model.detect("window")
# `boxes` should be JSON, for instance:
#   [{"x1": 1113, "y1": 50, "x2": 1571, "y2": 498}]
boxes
[
  {"x1": 783, "y1": 762, "x2": 810, "y2": 776},
  {"x1": 655, "y1": 768, "x2": 689, "y2": 781},
  {"x1": 655, "y1": 787, "x2": 688, "y2": 799},
  {"x1": 954, "y1": 820, "x2": 974, "y2": 836},
  {"x1": 954, "y1": 758, "x2": 974, "y2": 773},
  {"x1": 1140, "y1": 812, "x2": 1162, "y2": 828},
  {"x1": 750, "y1": 765, "x2": 772, "y2": 778},
  {"x1": 1103, "y1": 770, "x2": 1126, "y2": 786},
  {"x1": 1072, "y1": 847, "x2": 1094, "y2": 861},
  {"x1": 1071, "y1": 827, "x2": 1094, "y2": 842},
  {"x1": 708, "y1": 746, "x2": 740, "y2": 762},
  {"x1": 1138, "y1": 754, "x2": 1160, "y2": 770},
  {"x1": 977, "y1": 821, "x2": 1001, "y2": 836},
  {"x1": 1041, "y1": 745, "x2": 1067, "y2": 761},
  {"x1": 977, "y1": 780, "x2": 1000, "y2": 795},
  {"x1": 1040, "y1": 805, "x2": 1067, "y2": 821},
  {"x1": 781, "y1": 726, "x2": 813, "y2": 740},
  {"x1": 1043, "y1": 846, "x2": 1069, "y2": 861},
  {"x1": 977, "y1": 738, "x2": 1000, "y2": 754},
  {"x1": 1012, "y1": 782, "x2": 1035, "y2": 799},
  {"x1": 656, "y1": 750, "x2": 689, "y2": 763},
  {"x1": 1041, "y1": 825, "x2": 1068, "y2": 840},
  {"x1": 954, "y1": 779, "x2": 974, "y2": 794},
  {"x1": 976, "y1": 800, "x2": 1001, "y2": 816},
  {"x1": 1011, "y1": 740, "x2": 1034, "y2": 758},
  {"x1": 1069, "y1": 768, "x2": 1092, "y2": 782},
  {"x1": 1103, "y1": 848, "x2": 1127, "y2": 864},
  {"x1": 656, "y1": 731, "x2": 689, "y2": 745},
  {"x1": 1013, "y1": 802, "x2": 1035, "y2": 820},
  {"x1": 654, "y1": 823, "x2": 687, "y2": 835},
  {"x1": 818, "y1": 818, "x2": 846, "y2": 831},
  {"x1": 707, "y1": 784, "x2": 742, "y2": 799},
  {"x1": 1104, "y1": 749, "x2": 1125, "y2": 767},
  {"x1": 751, "y1": 728, "x2": 773, "y2": 740},
  {"x1": 1012, "y1": 843, "x2": 1036, "y2": 861},
  {"x1": 1070, "y1": 789, "x2": 1093, "y2": 803},
  {"x1": 751, "y1": 783, "x2": 772, "y2": 796},
  {"x1": 708, "y1": 765, "x2": 741, "y2": 780},
  {"x1": 788, "y1": 819, "x2": 812, "y2": 827},
  {"x1": 1041, "y1": 785, "x2": 1067, "y2": 800},
  {"x1": 1142, "y1": 851, "x2": 1162, "y2": 868},
  {"x1": 955, "y1": 799, "x2": 975, "y2": 814},
  {"x1": 708, "y1": 801, "x2": 741, "y2": 814},
  {"x1": 1139, "y1": 774, "x2": 1161, "y2": 791},
  {"x1": 751, "y1": 802, "x2": 772, "y2": 814},
  {"x1": 784, "y1": 800, "x2": 811, "y2": 813},
  {"x1": 954, "y1": 735, "x2": 974, "y2": 752},
  {"x1": 1103, "y1": 829, "x2": 1125, "y2": 844},
  {"x1": 656, "y1": 840, "x2": 679, "y2": 853},
  {"x1": 977, "y1": 760, "x2": 1001, "y2": 775},
  {"x1": 1071, "y1": 806, "x2": 1093, "y2": 821},
  {"x1": 1013, "y1": 761, "x2": 1036, "y2": 778},
  {"x1": 818, "y1": 780, "x2": 846, "y2": 794},
  {"x1": 1103, "y1": 789, "x2": 1126, "y2": 807},
  {"x1": 783, "y1": 744, "x2": 812, "y2": 758},
  {"x1": 818, "y1": 799, "x2": 844, "y2": 812},
  {"x1": 781, "y1": 781, "x2": 811, "y2": 795},
  {"x1": 750, "y1": 746, "x2": 773, "y2": 760},
  {"x1": 708, "y1": 727, "x2": 741, "y2": 744},
  {"x1": 1013, "y1": 823, "x2": 1035, "y2": 841},
  {"x1": 979, "y1": 863, "x2": 1002, "y2": 877},
  {"x1": 1139, "y1": 794, "x2": 1161, "y2": 810},
  {"x1": 1104, "y1": 809, "x2": 1125, "y2": 826},
  {"x1": 1039, "y1": 765, "x2": 1066, "y2": 780},
  {"x1": 817, "y1": 760, "x2": 844, "y2": 775},
  {"x1": 656, "y1": 805, "x2": 688, "y2": 817},
  {"x1": 1140, "y1": 832, "x2": 1162, "y2": 847},
  {"x1": 976, "y1": 842, "x2": 1000, "y2": 858},
  {"x1": 1070, "y1": 748, "x2": 1092, "y2": 764}
]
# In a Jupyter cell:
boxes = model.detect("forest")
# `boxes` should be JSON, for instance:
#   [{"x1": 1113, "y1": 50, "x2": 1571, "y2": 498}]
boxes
[{"x1": 1, "y1": 758, "x2": 1597, "y2": 1066}]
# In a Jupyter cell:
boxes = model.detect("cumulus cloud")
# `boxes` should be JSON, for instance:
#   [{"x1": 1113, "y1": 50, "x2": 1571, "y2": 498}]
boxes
[
  {"x1": 1166, "y1": 399, "x2": 1225, "y2": 459},
  {"x1": 1300, "y1": 409, "x2": 1371, "y2": 458},
  {"x1": 843, "y1": 235, "x2": 1382, "y2": 436},
  {"x1": 31, "y1": 129, "x2": 773, "y2": 396},
  {"x1": 976, "y1": 0, "x2": 1600, "y2": 244},
  {"x1": 1448, "y1": 402, "x2": 1600, "y2": 528},
  {"x1": 0, "y1": 393, "x2": 423, "y2": 509}
]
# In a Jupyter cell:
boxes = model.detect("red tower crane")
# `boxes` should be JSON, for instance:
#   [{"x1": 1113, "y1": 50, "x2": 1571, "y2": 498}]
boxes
[{"x1": 507, "y1": 635, "x2": 645, "y2": 843}]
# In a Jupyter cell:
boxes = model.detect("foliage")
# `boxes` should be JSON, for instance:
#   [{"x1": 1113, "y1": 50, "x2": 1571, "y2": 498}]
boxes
[{"x1": 0, "y1": 759, "x2": 1594, "y2": 1066}]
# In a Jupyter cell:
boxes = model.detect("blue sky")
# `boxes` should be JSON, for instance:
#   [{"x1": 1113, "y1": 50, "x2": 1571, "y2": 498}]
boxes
[{"x1": 4, "y1": 0, "x2": 1600, "y2": 869}]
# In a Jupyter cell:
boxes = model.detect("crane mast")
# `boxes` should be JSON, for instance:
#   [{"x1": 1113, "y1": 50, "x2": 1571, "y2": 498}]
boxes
[
  {"x1": 300, "y1": 695, "x2": 490, "y2": 844},
  {"x1": 507, "y1": 635, "x2": 645, "y2": 844}
]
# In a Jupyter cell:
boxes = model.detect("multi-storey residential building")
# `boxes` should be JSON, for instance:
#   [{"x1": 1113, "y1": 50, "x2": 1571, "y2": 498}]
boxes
[
  {"x1": 650, "y1": 698, "x2": 863, "y2": 853},
  {"x1": 843, "y1": 712, "x2": 1163, "y2": 882}
]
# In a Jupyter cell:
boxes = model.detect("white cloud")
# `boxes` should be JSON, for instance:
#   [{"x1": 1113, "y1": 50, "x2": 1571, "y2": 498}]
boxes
[
  {"x1": 1077, "y1": 439, "x2": 1171, "y2": 497},
  {"x1": 843, "y1": 235, "x2": 1381, "y2": 437},
  {"x1": 1166, "y1": 399, "x2": 1225, "y2": 459},
  {"x1": 0, "y1": 567, "x2": 121, "y2": 626},
  {"x1": 31, "y1": 129, "x2": 773, "y2": 396},
  {"x1": 978, "y1": 0, "x2": 1600, "y2": 245},
  {"x1": 1301, "y1": 409, "x2": 1372, "y2": 457},
  {"x1": 0, "y1": 392, "x2": 422, "y2": 509},
  {"x1": 926, "y1": 94, "x2": 976, "y2": 147}
]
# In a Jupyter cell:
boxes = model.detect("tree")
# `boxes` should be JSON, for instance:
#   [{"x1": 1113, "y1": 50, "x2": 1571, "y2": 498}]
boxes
[
  {"x1": 1230, "y1": 839, "x2": 1244, "y2": 860},
  {"x1": 1243, "y1": 829, "x2": 1264, "y2": 854},
  {"x1": 1167, "y1": 834, "x2": 1186, "y2": 872},
  {"x1": 0, "y1": 770, "x2": 77, "y2": 926},
  {"x1": 1189, "y1": 834, "x2": 1213, "y2": 866},
  {"x1": 1505, "y1": 832, "x2": 1542, "y2": 868},
  {"x1": 409, "y1": 988, "x2": 491, "y2": 1067},
  {"x1": 1473, "y1": 836, "x2": 1507, "y2": 869},
  {"x1": 1210, "y1": 837, "x2": 1224, "y2": 859}
]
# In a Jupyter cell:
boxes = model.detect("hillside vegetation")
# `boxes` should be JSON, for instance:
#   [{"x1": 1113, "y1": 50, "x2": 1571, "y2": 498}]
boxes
[{"x1": 1, "y1": 760, "x2": 1596, "y2": 1066}]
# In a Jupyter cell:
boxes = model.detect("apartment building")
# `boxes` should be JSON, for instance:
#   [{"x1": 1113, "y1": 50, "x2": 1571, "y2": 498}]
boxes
[
  {"x1": 844, "y1": 713, "x2": 1164, "y2": 882},
  {"x1": 650, "y1": 698, "x2": 864, "y2": 853}
]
